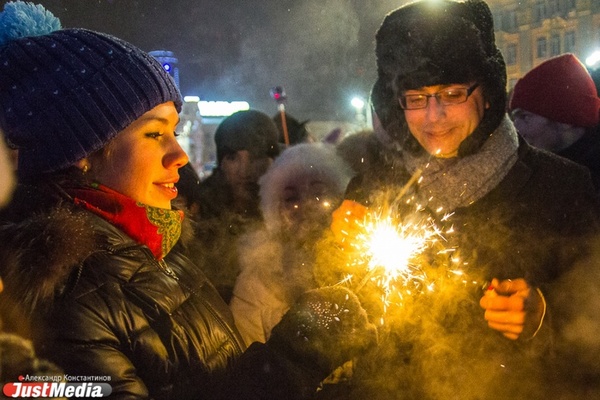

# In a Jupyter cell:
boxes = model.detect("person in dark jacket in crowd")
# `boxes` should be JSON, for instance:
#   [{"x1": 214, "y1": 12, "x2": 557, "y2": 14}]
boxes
[
  {"x1": 0, "y1": 3, "x2": 377, "y2": 399},
  {"x1": 509, "y1": 53, "x2": 600, "y2": 191},
  {"x1": 335, "y1": 129, "x2": 378, "y2": 176},
  {"x1": 328, "y1": 1, "x2": 600, "y2": 399},
  {"x1": 0, "y1": 128, "x2": 63, "y2": 395},
  {"x1": 193, "y1": 109, "x2": 280, "y2": 302}
]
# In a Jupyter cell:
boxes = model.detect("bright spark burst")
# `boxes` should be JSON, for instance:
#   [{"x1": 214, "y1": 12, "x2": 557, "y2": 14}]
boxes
[
  {"x1": 331, "y1": 170, "x2": 484, "y2": 324},
  {"x1": 343, "y1": 206, "x2": 447, "y2": 319},
  {"x1": 359, "y1": 215, "x2": 437, "y2": 289}
]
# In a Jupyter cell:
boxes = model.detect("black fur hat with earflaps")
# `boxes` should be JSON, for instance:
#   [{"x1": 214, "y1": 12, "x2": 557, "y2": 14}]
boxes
[{"x1": 372, "y1": 0, "x2": 507, "y2": 156}]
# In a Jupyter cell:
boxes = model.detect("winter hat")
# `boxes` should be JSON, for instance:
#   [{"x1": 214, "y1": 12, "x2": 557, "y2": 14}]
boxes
[
  {"x1": 372, "y1": 0, "x2": 507, "y2": 156},
  {"x1": 259, "y1": 142, "x2": 353, "y2": 234},
  {"x1": 214, "y1": 109, "x2": 280, "y2": 165},
  {"x1": 273, "y1": 112, "x2": 311, "y2": 145},
  {"x1": 510, "y1": 53, "x2": 600, "y2": 128},
  {"x1": 0, "y1": 1, "x2": 182, "y2": 178}
]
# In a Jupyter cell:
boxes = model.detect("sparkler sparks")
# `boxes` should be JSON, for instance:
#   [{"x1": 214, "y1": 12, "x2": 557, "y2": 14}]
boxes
[
  {"x1": 345, "y1": 204, "x2": 446, "y2": 318},
  {"x1": 330, "y1": 169, "x2": 483, "y2": 324},
  {"x1": 322, "y1": 170, "x2": 488, "y2": 326}
]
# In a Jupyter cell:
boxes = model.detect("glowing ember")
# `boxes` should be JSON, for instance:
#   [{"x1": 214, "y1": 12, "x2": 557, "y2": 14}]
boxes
[
  {"x1": 349, "y1": 208, "x2": 443, "y2": 299},
  {"x1": 360, "y1": 215, "x2": 436, "y2": 287}
]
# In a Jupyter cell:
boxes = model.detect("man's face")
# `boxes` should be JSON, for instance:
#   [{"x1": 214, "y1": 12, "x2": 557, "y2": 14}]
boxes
[
  {"x1": 221, "y1": 150, "x2": 273, "y2": 204},
  {"x1": 511, "y1": 109, "x2": 583, "y2": 152},
  {"x1": 403, "y1": 84, "x2": 487, "y2": 158}
]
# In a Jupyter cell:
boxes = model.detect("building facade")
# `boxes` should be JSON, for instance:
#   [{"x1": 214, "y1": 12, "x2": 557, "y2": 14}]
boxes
[{"x1": 489, "y1": 0, "x2": 600, "y2": 89}]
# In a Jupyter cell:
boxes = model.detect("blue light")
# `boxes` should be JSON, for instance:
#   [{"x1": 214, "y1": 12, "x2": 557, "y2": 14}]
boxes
[{"x1": 163, "y1": 63, "x2": 171, "y2": 72}]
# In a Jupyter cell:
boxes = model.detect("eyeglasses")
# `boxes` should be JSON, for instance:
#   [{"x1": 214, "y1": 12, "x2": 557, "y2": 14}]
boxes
[{"x1": 399, "y1": 83, "x2": 480, "y2": 110}]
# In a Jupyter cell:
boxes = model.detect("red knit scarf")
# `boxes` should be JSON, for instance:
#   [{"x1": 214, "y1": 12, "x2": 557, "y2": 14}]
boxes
[{"x1": 68, "y1": 183, "x2": 183, "y2": 260}]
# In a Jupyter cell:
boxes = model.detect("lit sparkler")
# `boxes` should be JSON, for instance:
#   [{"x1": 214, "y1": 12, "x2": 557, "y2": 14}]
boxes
[
  {"x1": 347, "y1": 202, "x2": 446, "y2": 315},
  {"x1": 335, "y1": 170, "x2": 468, "y2": 322}
]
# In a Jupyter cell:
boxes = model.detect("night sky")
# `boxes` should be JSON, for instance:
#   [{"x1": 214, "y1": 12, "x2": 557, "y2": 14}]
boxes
[{"x1": 1, "y1": 0, "x2": 410, "y2": 122}]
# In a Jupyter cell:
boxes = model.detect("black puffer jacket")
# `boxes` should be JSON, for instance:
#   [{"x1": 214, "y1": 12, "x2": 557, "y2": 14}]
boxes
[
  {"x1": 0, "y1": 182, "x2": 246, "y2": 399},
  {"x1": 0, "y1": 182, "x2": 364, "y2": 400}
]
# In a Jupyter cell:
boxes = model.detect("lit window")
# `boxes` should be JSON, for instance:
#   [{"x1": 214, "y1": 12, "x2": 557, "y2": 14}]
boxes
[
  {"x1": 536, "y1": 37, "x2": 547, "y2": 58},
  {"x1": 565, "y1": 31, "x2": 576, "y2": 53},
  {"x1": 505, "y1": 44, "x2": 517, "y2": 65},
  {"x1": 550, "y1": 35, "x2": 561, "y2": 56}
]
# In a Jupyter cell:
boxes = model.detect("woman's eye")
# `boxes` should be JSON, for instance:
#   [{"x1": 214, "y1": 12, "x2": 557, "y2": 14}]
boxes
[{"x1": 146, "y1": 132, "x2": 163, "y2": 139}]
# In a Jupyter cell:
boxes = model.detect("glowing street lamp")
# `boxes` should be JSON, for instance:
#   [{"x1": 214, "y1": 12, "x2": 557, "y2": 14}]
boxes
[
  {"x1": 585, "y1": 50, "x2": 600, "y2": 69},
  {"x1": 351, "y1": 96, "x2": 366, "y2": 127}
]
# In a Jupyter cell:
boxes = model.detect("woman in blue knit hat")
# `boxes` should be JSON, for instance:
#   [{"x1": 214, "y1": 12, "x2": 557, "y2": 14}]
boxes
[{"x1": 0, "y1": 2, "x2": 377, "y2": 399}]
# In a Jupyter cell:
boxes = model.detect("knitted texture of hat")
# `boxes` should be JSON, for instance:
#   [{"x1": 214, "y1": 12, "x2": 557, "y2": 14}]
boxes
[
  {"x1": 510, "y1": 53, "x2": 600, "y2": 128},
  {"x1": 214, "y1": 109, "x2": 280, "y2": 164},
  {"x1": 0, "y1": 1, "x2": 182, "y2": 177},
  {"x1": 372, "y1": 0, "x2": 507, "y2": 156}
]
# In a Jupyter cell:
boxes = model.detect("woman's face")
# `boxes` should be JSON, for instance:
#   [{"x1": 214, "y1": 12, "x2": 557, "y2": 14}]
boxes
[{"x1": 89, "y1": 102, "x2": 189, "y2": 209}]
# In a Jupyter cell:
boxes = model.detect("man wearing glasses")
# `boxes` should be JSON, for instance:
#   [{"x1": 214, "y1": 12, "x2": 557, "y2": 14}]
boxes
[
  {"x1": 331, "y1": 0, "x2": 600, "y2": 398},
  {"x1": 399, "y1": 82, "x2": 482, "y2": 158}
]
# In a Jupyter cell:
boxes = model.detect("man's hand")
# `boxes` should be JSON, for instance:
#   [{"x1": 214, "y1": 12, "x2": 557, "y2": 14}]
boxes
[{"x1": 479, "y1": 278, "x2": 546, "y2": 340}]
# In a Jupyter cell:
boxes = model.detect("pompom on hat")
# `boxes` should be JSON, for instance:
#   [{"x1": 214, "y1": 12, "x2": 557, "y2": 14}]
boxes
[
  {"x1": 0, "y1": 1, "x2": 182, "y2": 178},
  {"x1": 510, "y1": 53, "x2": 600, "y2": 128},
  {"x1": 372, "y1": 0, "x2": 507, "y2": 156}
]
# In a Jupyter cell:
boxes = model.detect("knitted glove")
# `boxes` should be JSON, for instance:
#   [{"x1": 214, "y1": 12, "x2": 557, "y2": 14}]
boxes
[{"x1": 267, "y1": 286, "x2": 378, "y2": 379}]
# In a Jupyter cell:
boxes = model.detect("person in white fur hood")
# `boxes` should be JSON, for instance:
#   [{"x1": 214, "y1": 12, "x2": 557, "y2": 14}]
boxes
[{"x1": 230, "y1": 142, "x2": 354, "y2": 346}]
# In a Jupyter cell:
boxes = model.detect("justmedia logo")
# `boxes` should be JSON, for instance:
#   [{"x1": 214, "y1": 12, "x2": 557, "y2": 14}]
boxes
[{"x1": 2, "y1": 381, "x2": 112, "y2": 398}]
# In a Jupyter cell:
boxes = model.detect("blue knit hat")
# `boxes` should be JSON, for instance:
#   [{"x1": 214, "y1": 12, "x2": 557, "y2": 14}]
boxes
[{"x1": 0, "y1": 1, "x2": 182, "y2": 177}]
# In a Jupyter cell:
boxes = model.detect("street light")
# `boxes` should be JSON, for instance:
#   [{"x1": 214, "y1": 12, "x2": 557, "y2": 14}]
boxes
[
  {"x1": 351, "y1": 96, "x2": 366, "y2": 128},
  {"x1": 585, "y1": 50, "x2": 600, "y2": 70}
]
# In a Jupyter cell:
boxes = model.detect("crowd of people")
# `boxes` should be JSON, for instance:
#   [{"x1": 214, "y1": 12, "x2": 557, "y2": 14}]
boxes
[{"x1": 0, "y1": 0, "x2": 599, "y2": 399}]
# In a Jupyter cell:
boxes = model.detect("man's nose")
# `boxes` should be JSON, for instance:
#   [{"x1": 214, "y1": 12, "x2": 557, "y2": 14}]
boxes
[{"x1": 424, "y1": 96, "x2": 446, "y2": 121}]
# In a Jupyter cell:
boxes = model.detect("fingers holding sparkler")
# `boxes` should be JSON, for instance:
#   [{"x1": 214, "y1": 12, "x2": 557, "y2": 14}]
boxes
[{"x1": 480, "y1": 278, "x2": 547, "y2": 340}]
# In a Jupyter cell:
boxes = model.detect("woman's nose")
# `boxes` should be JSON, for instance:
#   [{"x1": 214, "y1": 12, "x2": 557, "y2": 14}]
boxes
[{"x1": 165, "y1": 137, "x2": 189, "y2": 168}]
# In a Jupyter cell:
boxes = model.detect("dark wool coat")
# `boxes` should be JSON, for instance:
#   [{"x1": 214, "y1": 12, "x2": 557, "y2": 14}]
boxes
[
  {"x1": 343, "y1": 136, "x2": 600, "y2": 400},
  {"x1": 558, "y1": 126, "x2": 600, "y2": 194},
  {"x1": 0, "y1": 183, "x2": 331, "y2": 400},
  {"x1": 191, "y1": 167, "x2": 263, "y2": 303}
]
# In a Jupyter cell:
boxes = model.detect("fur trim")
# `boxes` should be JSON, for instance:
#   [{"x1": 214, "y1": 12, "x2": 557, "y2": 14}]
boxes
[
  {"x1": 258, "y1": 143, "x2": 353, "y2": 234},
  {"x1": 373, "y1": 0, "x2": 507, "y2": 156},
  {"x1": 0, "y1": 207, "x2": 98, "y2": 313}
]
